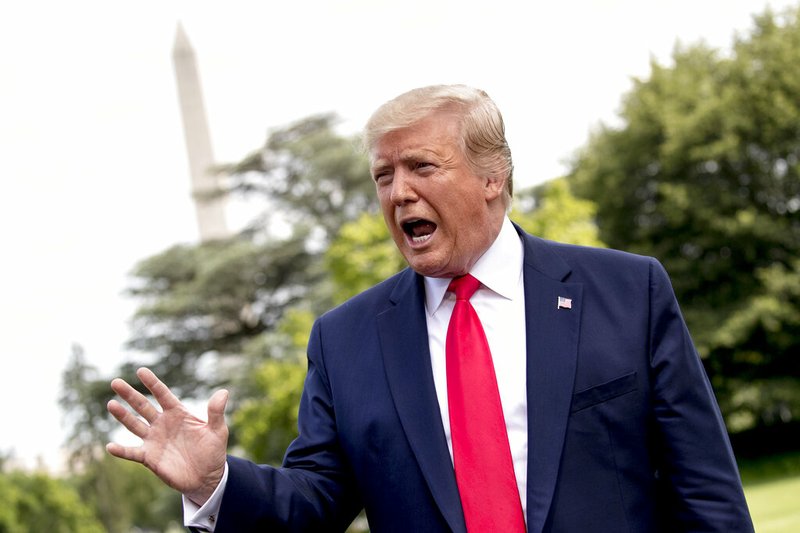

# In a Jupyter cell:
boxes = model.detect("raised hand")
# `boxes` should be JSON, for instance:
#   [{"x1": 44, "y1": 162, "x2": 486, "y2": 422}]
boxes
[{"x1": 106, "y1": 367, "x2": 229, "y2": 506}]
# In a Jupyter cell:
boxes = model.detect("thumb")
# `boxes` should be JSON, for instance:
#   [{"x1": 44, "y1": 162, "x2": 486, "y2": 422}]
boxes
[{"x1": 207, "y1": 389, "x2": 229, "y2": 431}]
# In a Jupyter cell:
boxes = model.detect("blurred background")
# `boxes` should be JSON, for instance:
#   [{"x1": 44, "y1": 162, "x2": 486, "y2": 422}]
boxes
[{"x1": 1, "y1": 0, "x2": 798, "y2": 531}]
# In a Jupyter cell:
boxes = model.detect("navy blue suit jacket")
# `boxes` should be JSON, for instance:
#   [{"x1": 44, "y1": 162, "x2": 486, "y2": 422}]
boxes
[{"x1": 215, "y1": 226, "x2": 753, "y2": 532}]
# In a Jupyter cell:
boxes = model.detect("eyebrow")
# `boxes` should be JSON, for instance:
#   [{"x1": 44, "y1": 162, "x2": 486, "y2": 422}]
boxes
[
  {"x1": 371, "y1": 148, "x2": 442, "y2": 170},
  {"x1": 370, "y1": 157, "x2": 393, "y2": 172}
]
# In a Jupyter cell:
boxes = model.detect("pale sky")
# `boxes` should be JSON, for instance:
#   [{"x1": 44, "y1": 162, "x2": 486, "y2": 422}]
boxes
[{"x1": 1, "y1": 0, "x2": 795, "y2": 471}]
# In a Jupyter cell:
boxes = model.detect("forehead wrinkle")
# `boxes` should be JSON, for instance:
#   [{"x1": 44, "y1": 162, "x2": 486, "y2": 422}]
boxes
[
  {"x1": 400, "y1": 147, "x2": 446, "y2": 163},
  {"x1": 370, "y1": 114, "x2": 462, "y2": 169},
  {"x1": 371, "y1": 146, "x2": 446, "y2": 171}
]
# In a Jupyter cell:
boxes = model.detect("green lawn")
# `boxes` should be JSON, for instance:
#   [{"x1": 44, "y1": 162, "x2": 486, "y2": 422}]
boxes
[
  {"x1": 741, "y1": 451, "x2": 800, "y2": 533},
  {"x1": 745, "y1": 476, "x2": 800, "y2": 532}
]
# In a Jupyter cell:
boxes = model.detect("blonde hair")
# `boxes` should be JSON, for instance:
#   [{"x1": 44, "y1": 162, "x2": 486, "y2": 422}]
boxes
[{"x1": 364, "y1": 85, "x2": 514, "y2": 205}]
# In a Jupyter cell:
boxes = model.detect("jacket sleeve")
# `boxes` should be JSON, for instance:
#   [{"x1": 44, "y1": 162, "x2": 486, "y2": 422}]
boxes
[
  {"x1": 647, "y1": 258, "x2": 754, "y2": 532},
  {"x1": 214, "y1": 319, "x2": 362, "y2": 532}
]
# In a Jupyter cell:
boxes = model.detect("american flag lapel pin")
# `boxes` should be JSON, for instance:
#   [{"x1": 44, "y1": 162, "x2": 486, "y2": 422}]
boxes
[{"x1": 557, "y1": 296, "x2": 572, "y2": 310}]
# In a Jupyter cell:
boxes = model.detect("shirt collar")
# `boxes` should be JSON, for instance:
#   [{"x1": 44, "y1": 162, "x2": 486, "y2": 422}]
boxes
[{"x1": 424, "y1": 217, "x2": 524, "y2": 316}]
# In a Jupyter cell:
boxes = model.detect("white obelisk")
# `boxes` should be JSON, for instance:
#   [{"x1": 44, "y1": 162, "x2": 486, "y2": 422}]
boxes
[{"x1": 172, "y1": 23, "x2": 229, "y2": 242}]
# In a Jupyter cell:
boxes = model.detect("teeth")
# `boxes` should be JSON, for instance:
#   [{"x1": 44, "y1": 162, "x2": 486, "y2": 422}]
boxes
[{"x1": 412, "y1": 234, "x2": 431, "y2": 244}]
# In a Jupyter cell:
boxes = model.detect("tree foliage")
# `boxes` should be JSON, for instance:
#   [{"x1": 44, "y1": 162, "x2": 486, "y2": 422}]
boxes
[
  {"x1": 123, "y1": 115, "x2": 375, "y2": 397},
  {"x1": 0, "y1": 468, "x2": 104, "y2": 533},
  {"x1": 70, "y1": 455, "x2": 182, "y2": 533},
  {"x1": 125, "y1": 235, "x2": 317, "y2": 395},
  {"x1": 325, "y1": 212, "x2": 407, "y2": 304},
  {"x1": 101, "y1": 115, "x2": 379, "y2": 469},
  {"x1": 511, "y1": 178, "x2": 605, "y2": 247},
  {"x1": 569, "y1": 6, "x2": 800, "y2": 430},
  {"x1": 59, "y1": 345, "x2": 116, "y2": 466},
  {"x1": 230, "y1": 308, "x2": 314, "y2": 464},
  {"x1": 222, "y1": 113, "x2": 376, "y2": 237},
  {"x1": 59, "y1": 345, "x2": 181, "y2": 532}
]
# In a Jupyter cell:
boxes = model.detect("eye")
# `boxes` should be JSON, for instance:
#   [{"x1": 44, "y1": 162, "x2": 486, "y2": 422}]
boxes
[
  {"x1": 414, "y1": 161, "x2": 435, "y2": 173},
  {"x1": 372, "y1": 170, "x2": 393, "y2": 185}
]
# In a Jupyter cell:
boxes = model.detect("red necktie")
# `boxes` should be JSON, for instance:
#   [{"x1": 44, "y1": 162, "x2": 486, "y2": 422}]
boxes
[{"x1": 446, "y1": 274, "x2": 525, "y2": 532}]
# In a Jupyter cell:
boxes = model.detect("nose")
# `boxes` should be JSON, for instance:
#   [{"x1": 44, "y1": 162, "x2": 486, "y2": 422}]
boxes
[{"x1": 390, "y1": 170, "x2": 418, "y2": 205}]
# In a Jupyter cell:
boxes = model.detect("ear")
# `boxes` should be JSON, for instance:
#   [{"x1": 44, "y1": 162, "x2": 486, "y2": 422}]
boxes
[{"x1": 483, "y1": 172, "x2": 506, "y2": 203}]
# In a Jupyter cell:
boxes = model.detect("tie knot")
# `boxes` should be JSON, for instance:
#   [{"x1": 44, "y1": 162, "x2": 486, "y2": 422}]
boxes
[{"x1": 448, "y1": 274, "x2": 481, "y2": 301}]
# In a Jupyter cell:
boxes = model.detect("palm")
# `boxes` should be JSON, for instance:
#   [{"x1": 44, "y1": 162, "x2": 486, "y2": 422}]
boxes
[{"x1": 107, "y1": 367, "x2": 229, "y2": 504}]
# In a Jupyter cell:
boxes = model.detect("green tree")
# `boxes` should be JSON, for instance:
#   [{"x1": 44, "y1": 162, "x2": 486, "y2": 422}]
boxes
[
  {"x1": 569, "y1": 6, "x2": 800, "y2": 430},
  {"x1": 325, "y1": 212, "x2": 406, "y2": 304},
  {"x1": 0, "y1": 469, "x2": 104, "y2": 533},
  {"x1": 230, "y1": 208, "x2": 407, "y2": 464},
  {"x1": 85, "y1": 114, "x2": 378, "y2": 483},
  {"x1": 123, "y1": 114, "x2": 375, "y2": 398},
  {"x1": 59, "y1": 344, "x2": 116, "y2": 466},
  {"x1": 511, "y1": 178, "x2": 605, "y2": 247},
  {"x1": 125, "y1": 235, "x2": 318, "y2": 396},
  {"x1": 231, "y1": 308, "x2": 314, "y2": 464},
  {"x1": 60, "y1": 345, "x2": 181, "y2": 532},
  {"x1": 223, "y1": 113, "x2": 376, "y2": 237},
  {"x1": 70, "y1": 456, "x2": 182, "y2": 533}
]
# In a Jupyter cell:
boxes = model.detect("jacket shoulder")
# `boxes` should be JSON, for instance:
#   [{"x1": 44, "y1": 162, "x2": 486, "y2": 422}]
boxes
[
  {"x1": 518, "y1": 228, "x2": 661, "y2": 286},
  {"x1": 318, "y1": 267, "x2": 416, "y2": 325}
]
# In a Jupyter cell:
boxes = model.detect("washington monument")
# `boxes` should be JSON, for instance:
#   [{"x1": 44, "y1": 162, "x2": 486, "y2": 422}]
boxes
[{"x1": 172, "y1": 23, "x2": 229, "y2": 242}]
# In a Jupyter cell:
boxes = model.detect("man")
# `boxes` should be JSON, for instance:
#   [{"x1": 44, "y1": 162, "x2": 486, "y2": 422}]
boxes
[{"x1": 107, "y1": 85, "x2": 754, "y2": 532}]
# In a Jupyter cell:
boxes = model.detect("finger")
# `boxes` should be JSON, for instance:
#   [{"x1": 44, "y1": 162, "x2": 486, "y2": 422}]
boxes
[
  {"x1": 137, "y1": 367, "x2": 182, "y2": 411},
  {"x1": 207, "y1": 389, "x2": 229, "y2": 431},
  {"x1": 106, "y1": 442, "x2": 145, "y2": 464},
  {"x1": 111, "y1": 377, "x2": 160, "y2": 423},
  {"x1": 107, "y1": 399, "x2": 150, "y2": 438}
]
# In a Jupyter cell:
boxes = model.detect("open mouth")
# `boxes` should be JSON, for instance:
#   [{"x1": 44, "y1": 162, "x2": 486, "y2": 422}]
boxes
[{"x1": 402, "y1": 219, "x2": 437, "y2": 245}]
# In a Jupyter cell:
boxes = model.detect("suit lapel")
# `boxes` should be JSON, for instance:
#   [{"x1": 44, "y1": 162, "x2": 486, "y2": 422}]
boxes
[
  {"x1": 518, "y1": 231, "x2": 582, "y2": 533},
  {"x1": 377, "y1": 269, "x2": 466, "y2": 533}
]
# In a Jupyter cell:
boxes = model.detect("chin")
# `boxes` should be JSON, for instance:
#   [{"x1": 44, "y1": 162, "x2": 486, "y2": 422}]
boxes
[
  {"x1": 404, "y1": 256, "x2": 440, "y2": 278},
  {"x1": 406, "y1": 257, "x2": 459, "y2": 279}
]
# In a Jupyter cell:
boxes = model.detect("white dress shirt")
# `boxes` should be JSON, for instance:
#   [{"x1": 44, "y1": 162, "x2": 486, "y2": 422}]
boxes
[
  {"x1": 423, "y1": 216, "x2": 528, "y2": 517},
  {"x1": 185, "y1": 216, "x2": 528, "y2": 529},
  {"x1": 184, "y1": 463, "x2": 227, "y2": 530}
]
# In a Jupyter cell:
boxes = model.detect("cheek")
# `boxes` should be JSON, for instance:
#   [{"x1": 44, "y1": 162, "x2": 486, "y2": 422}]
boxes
[
  {"x1": 377, "y1": 196, "x2": 393, "y2": 223},
  {"x1": 379, "y1": 207, "x2": 403, "y2": 243}
]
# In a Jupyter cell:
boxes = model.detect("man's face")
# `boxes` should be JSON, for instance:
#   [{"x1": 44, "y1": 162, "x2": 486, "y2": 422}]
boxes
[{"x1": 370, "y1": 110, "x2": 504, "y2": 278}]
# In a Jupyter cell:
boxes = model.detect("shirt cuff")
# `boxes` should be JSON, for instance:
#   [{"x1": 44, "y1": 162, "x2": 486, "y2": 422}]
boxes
[{"x1": 183, "y1": 461, "x2": 229, "y2": 531}]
